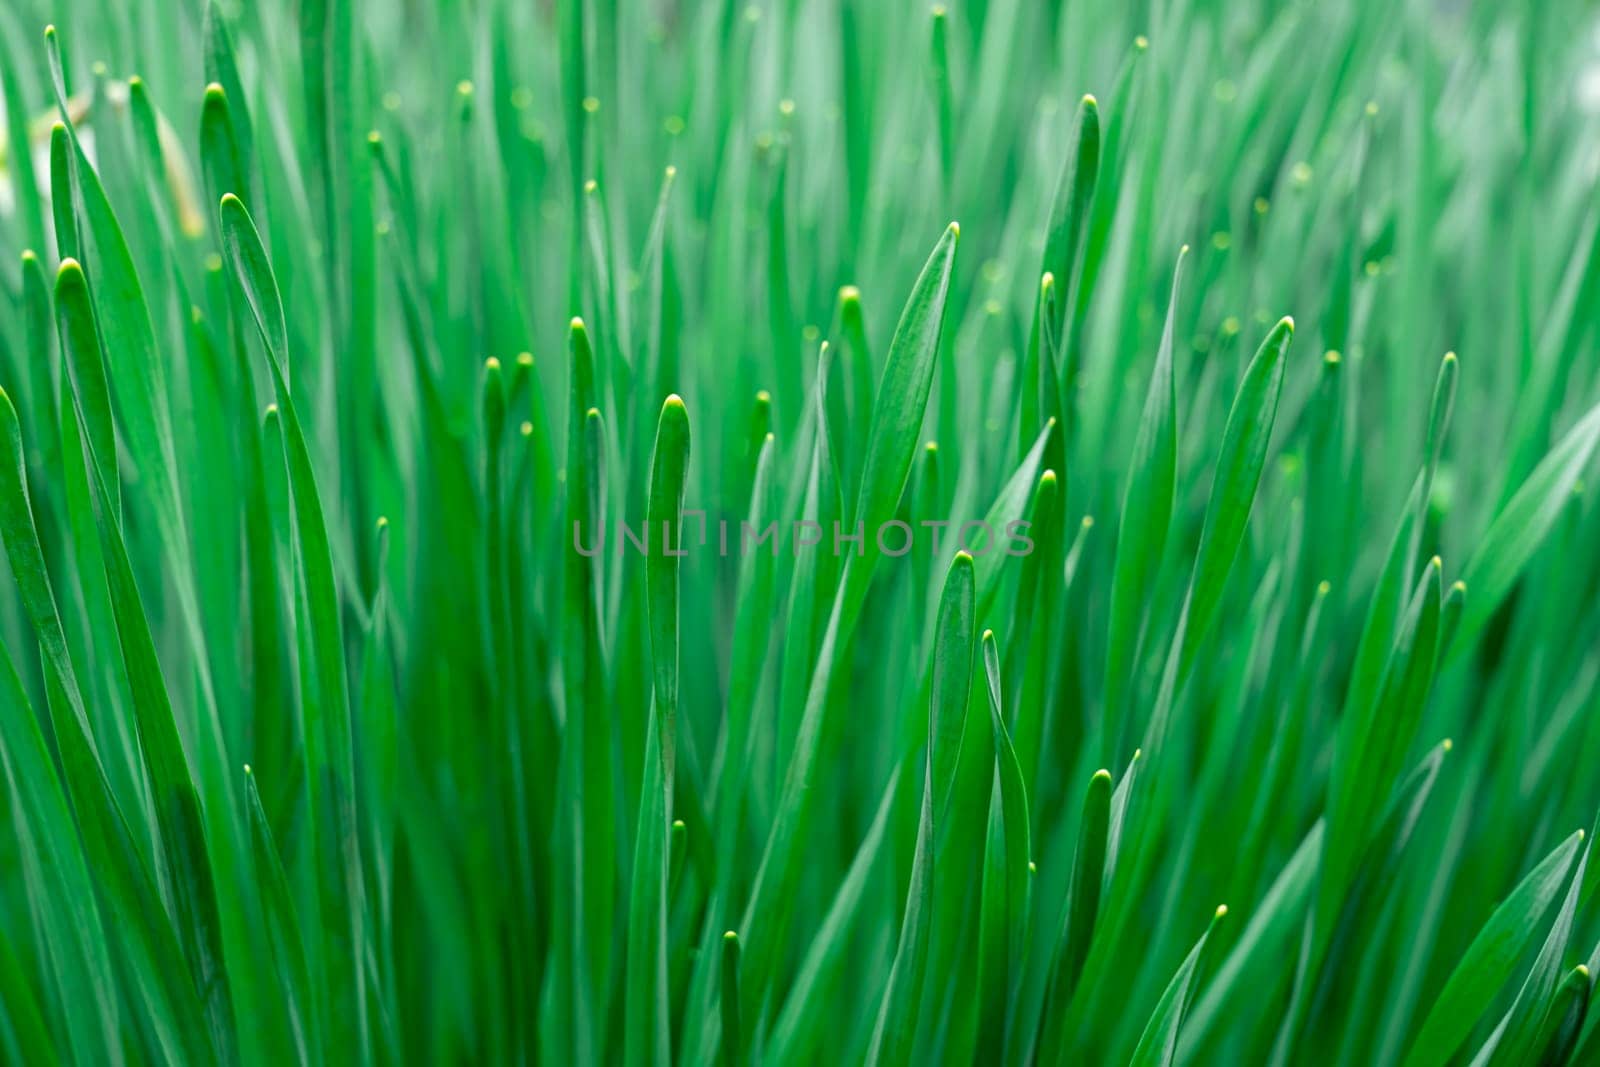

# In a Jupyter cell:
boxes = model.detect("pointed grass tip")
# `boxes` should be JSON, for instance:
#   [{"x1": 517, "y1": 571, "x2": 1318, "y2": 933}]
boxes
[
  {"x1": 569, "y1": 316, "x2": 587, "y2": 333},
  {"x1": 1081, "y1": 515, "x2": 1095, "y2": 529},
  {"x1": 204, "y1": 81, "x2": 225, "y2": 102},
  {"x1": 954, "y1": 549, "x2": 974, "y2": 564},
  {"x1": 723, "y1": 930, "x2": 740, "y2": 945},
  {"x1": 1082, "y1": 94, "x2": 1098, "y2": 110},
  {"x1": 377, "y1": 516, "x2": 390, "y2": 531},
  {"x1": 56, "y1": 257, "x2": 84, "y2": 280},
  {"x1": 1441, "y1": 738, "x2": 1452, "y2": 752},
  {"x1": 21, "y1": 249, "x2": 38, "y2": 265},
  {"x1": 663, "y1": 393, "x2": 687, "y2": 413},
  {"x1": 517, "y1": 351, "x2": 534, "y2": 368},
  {"x1": 484, "y1": 356, "x2": 502, "y2": 372},
  {"x1": 243, "y1": 763, "x2": 253, "y2": 776},
  {"x1": 1214, "y1": 904, "x2": 1228, "y2": 919},
  {"x1": 1092, "y1": 768, "x2": 1112, "y2": 784}
]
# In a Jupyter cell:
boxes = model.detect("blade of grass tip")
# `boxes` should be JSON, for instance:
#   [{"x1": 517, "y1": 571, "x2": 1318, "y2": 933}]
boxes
[
  {"x1": 976, "y1": 631, "x2": 1031, "y2": 1062},
  {"x1": 929, "y1": 6, "x2": 953, "y2": 190},
  {"x1": 1043, "y1": 95, "x2": 1100, "y2": 419},
  {"x1": 51, "y1": 262, "x2": 119, "y2": 522},
  {"x1": 1399, "y1": 836, "x2": 1587, "y2": 1067},
  {"x1": 218, "y1": 192, "x2": 369, "y2": 1061},
  {"x1": 45, "y1": 29, "x2": 199, "y2": 633},
  {"x1": 1530, "y1": 965, "x2": 1590, "y2": 1066},
  {"x1": 720, "y1": 932, "x2": 742, "y2": 1067},
  {"x1": 740, "y1": 222, "x2": 958, "y2": 1011},
  {"x1": 1128, "y1": 906, "x2": 1228, "y2": 1067},
  {"x1": 49, "y1": 124, "x2": 80, "y2": 262},
  {"x1": 244, "y1": 766, "x2": 315, "y2": 1064},
  {"x1": 1105, "y1": 247, "x2": 1187, "y2": 758},
  {"x1": 200, "y1": 83, "x2": 251, "y2": 217},
  {"x1": 1104, "y1": 748, "x2": 1141, "y2": 893},
  {"x1": 1453, "y1": 400, "x2": 1600, "y2": 656},
  {"x1": 1021, "y1": 272, "x2": 1065, "y2": 462},
  {"x1": 867, "y1": 552, "x2": 976, "y2": 1067},
  {"x1": 1179, "y1": 822, "x2": 1324, "y2": 1061},
  {"x1": 557, "y1": 312, "x2": 613, "y2": 1061},
  {"x1": 626, "y1": 395, "x2": 690, "y2": 1067},
  {"x1": 1177, "y1": 316, "x2": 1294, "y2": 680},
  {"x1": 668, "y1": 820, "x2": 687, "y2": 900},
  {"x1": 1437, "y1": 580, "x2": 1467, "y2": 661},
  {"x1": 1037, "y1": 768, "x2": 1111, "y2": 1067},
  {"x1": 835, "y1": 285, "x2": 874, "y2": 518},
  {"x1": 202, "y1": 0, "x2": 255, "y2": 185},
  {"x1": 1041, "y1": 95, "x2": 1100, "y2": 339},
  {"x1": 1476, "y1": 844, "x2": 1589, "y2": 1066}
]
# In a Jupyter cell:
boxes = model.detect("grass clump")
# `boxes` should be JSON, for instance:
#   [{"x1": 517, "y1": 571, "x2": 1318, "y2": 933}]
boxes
[{"x1": 3, "y1": 0, "x2": 1600, "y2": 1064}]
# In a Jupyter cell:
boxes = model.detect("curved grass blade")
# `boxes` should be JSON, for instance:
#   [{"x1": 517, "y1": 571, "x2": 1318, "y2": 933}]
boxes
[
  {"x1": 1454, "y1": 401, "x2": 1600, "y2": 655},
  {"x1": 625, "y1": 396, "x2": 690, "y2": 1067},
  {"x1": 720, "y1": 932, "x2": 742, "y2": 1067},
  {"x1": 244, "y1": 766, "x2": 315, "y2": 1063},
  {"x1": 1037, "y1": 767, "x2": 1112, "y2": 1067},
  {"x1": 866, "y1": 552, "x2": 975, "y2": 1067},
  {"x1": 739, "y1": 223, "x2": 958, "y2": 1013},
  {"x1": 1178, "y1": 317, "x2": 1294, "y2": 679},
  {"x1": 976, "y1": 631, "x2": 1031, "y2": 1061},
  {"x1": 1400, "y1": 835, "x2": 1586, "y2": 1066},
  {"x1": 1129, "y1": 906, "x2": 1227, "y2": 1067},
  {"x1": 1105, "y1": 247, "x2": 1187, "y2": 753},
  {"x1": 1478, "y1": 845, "x2": 1588, "y2": 1066},
  {"x1": 218, "y1": 192, "x2": 369, "y2": 1061},
  {"x1": 767, "y1": 768, "x2": 900, "y2": 1064}
]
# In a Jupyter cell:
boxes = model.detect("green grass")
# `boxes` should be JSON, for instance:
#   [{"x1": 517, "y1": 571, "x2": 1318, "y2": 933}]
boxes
[{"x1": 2, "y1": 0, "x2": 1600, "y2": 1063}]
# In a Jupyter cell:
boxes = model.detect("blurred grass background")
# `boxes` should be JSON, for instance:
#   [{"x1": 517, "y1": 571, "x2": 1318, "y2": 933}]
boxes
[{"x1": 2, "y1": 0, "x2": 1600, "y2": 1063}]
